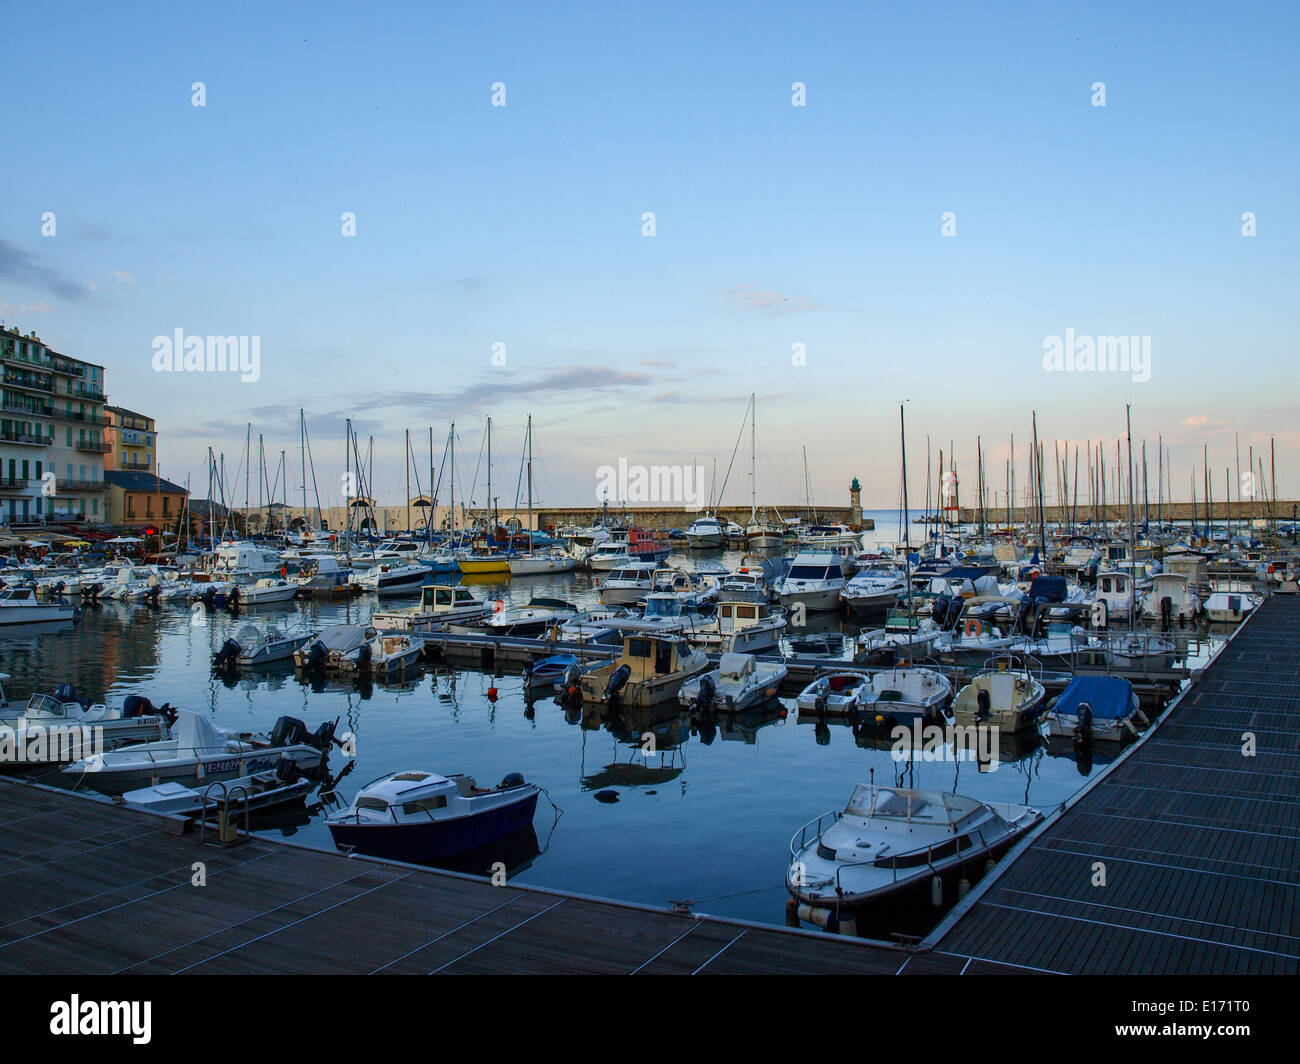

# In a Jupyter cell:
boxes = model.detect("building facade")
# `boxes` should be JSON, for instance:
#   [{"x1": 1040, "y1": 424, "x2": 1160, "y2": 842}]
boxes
[
  {"x1": 104, "y1": 471, "x2": 188, "y2": 529},
  {"x1": 105, "y1": 406, "x2": 156, "y2": 473},
  {"x1": 1, "y1": 324, "x2": 109, "y2": 525}
]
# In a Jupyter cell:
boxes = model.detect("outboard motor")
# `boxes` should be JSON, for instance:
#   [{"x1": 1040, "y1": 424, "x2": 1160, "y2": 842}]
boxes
[
  {"x1": 944, "y1": 596, "x2": 964, "y2": 631},
  {"x1": 931, "y1": 596, "x2": 949, "y2": 624},
  {"x1": 307, "y1": 719, "x2": 337, "y2": 750},
  {"x1": 305, "y1": 641, "x2": 328, "y2": 670},
  {"x1": 499, "y1": 772, "x2": 526, "y2": 789},
  {"x1": 694, "y1": 673, "x2": 716, "y2": 710},
  {"x1": 54, "y1": 683, "x2": 88, "y2": 707},
  {"x1": 561, "y1": 663, "x2": 584, "y2": 707},
  {"x1": 269, "y1": 715, "x2": 310, "y2": 748},
  {"x1": 974, "y1": 687, "x2": 992, "y2": 724},
  {"x1": 356, "y1": 642, "x2": 373, "y2": 673},
  {"x1": 122, "y1": 694, "x2": 156, "y2": 718},
  {"x1": 213, "y1": 638, "x2": 242, "y2": 668},
  {"x1": 604, "y1": 663, "x2": 632, "y2": 706},
  {"x1": 227, "y1": 585, "x2": 241, "y2": 610},
  {"x1": 275, "y1": 756, "x2": 300, "y2": 784},
  {"x1": 1160, "y1": 596, "x2": 1173, "y2": 630},
  {"x1": 1074, "y1": 701, "x2": 1093, "y2": 744}
]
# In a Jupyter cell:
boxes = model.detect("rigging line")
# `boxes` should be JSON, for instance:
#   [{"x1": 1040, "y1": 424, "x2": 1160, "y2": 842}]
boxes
[{"x1": 712, "y1": 396, "x2": 751, "y2": 510}]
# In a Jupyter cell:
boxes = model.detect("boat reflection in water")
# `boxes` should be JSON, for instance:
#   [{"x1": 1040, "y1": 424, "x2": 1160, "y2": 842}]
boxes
[
  {"x1": 579, "y1": 702, "x2": 690, "y2": 795},
  {"x1": 690, "y1": 697, "x2": 788, "y2": 746}
]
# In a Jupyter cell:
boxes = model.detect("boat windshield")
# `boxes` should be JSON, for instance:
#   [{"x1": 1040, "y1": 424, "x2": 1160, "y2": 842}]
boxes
[
  {"x1": 645, "y1": 597, "x2": 683, "y2": 618},
  {"x1": 845, "y1": 785, "x2": 930, "y2": 819}
]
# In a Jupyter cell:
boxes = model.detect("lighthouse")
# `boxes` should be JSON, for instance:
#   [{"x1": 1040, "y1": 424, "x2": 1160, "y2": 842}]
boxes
[{"x1": 850, "y1": 476, "x2": 862, "y2": 528}]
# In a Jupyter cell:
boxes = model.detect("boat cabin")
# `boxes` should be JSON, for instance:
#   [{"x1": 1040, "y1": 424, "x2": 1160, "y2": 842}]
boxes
[
  {"x1": 618, "y1": 633, "x2": 698, "y2": 679},
  {"x1": 421, "y1": 585, "x2": 482, "y2": 612}
]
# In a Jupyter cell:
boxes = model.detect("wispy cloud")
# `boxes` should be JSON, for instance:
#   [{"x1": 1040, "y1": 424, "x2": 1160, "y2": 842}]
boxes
[
  {"x1": 723, "y1": 282, "x2": 823, "y2": 316},
  {"x1": 0, "y1": 239, "x2": 92, "y2": 302},
  {"x1": 1181, "y1": 415, "x2": 1228, "y2": 429}
]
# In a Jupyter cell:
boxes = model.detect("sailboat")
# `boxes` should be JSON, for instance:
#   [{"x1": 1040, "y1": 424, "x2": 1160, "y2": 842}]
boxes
[
  {"x1": 455, "y1": 417, "x2": 513, "y2": 575},
  {"x1": 741, "y1": 394, "x2": 784, "y2": 549},
  {"x1": 509, "y1": 415, "x2": 577, "y2": 576}
]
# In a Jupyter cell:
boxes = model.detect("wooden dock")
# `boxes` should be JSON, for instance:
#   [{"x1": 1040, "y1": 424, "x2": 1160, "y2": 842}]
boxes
[
  {"x1": 927, "y1": 594, "x2": 1300, "y2": 974},
  {"x1": 0, "y1": 778, "x2": 955, "y2": 975}
]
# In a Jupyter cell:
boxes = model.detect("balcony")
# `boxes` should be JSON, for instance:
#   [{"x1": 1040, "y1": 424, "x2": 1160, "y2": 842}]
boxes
[
  {"x1": 60, "y1": 478, "x2": 108, "y2": 491},
  {"x1": 50, "y1": 356, "x2": 86, "y2": 378},
  {"x1": 1, "y1": 349, "x2": 52, "y2": 371},
  {"x1": 0, "y1": 430, "x2": 54, "y2": 446},
  {"x1": 76, "y1": 439, "x2": 112, "y2": 453},
  {"x1": 0, "y1": 477, "x2": 38, "y2": 495},
  {"x1": 119, "y1": 457, "x2": 154, "y2": 471},
  {"x1": 62, "y1": 410, "x2": 110, "y2": 426},
  {"x1": 1, "y1": 397, "x2": 54, "y2": 417},
  {"x1": 74, "y1": 388, "x2": 107, "y2": 404},
  {"x1": 3, "y1": 372, "x2": 53, "y2": 393}
]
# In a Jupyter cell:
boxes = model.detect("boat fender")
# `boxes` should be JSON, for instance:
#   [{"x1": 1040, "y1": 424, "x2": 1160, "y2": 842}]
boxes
[
  {"x1": 957, "y1": 877, "x2": 971, "y2": 900},
  {"x1": 930, "y1": 875, "x2": 943, "y2": 907}
]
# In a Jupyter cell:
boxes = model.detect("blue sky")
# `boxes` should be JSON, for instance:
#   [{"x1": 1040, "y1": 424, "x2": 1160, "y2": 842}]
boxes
[{"x1": 2, "y1": 1, "x2": 1296, "y2": 513}]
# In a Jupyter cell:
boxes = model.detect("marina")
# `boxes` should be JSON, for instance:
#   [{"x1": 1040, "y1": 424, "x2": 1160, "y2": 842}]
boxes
[{"x1": 4, "y1": 0, "x2": 1297, "y2": 1007}]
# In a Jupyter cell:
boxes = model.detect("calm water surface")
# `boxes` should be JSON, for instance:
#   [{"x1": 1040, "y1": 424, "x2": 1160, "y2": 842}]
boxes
[{"x1": 1, "y1": 529, "x2": 1226, "y2": 932}]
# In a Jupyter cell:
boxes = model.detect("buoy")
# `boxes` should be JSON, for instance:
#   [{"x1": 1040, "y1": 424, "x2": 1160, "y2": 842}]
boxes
[{"x1": 486, "y1": 686, "x2": 498, "y2": 702}]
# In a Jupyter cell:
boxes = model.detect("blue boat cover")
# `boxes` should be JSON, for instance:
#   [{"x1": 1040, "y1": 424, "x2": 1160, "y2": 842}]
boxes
[
  {"x1": 1055, "y1": 676, "x2": 1137, "y2": 720},
  {"x1": 1027, "y1": 575, "x2": 1068, "y2": 601}
]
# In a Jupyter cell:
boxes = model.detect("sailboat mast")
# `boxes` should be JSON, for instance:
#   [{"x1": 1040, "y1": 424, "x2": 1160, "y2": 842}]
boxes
[
  {"x1": 749, "y1": 392, "x2": 756, "y2": 522},
  {"x1": 527, "y1": 414, "x2": 533, "y2": 542}
]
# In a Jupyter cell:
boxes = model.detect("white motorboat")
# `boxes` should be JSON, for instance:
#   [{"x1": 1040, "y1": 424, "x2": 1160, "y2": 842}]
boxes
[
  {"x1": 597, "y1": 562, "x2": 658, "y2": 607},
  {"x1": 1141, "y1": 572, "x2": 1200, "y2": 623},
  {"x1": 788, "y1": 785, "x2": 1042, "y2": 934},
  {"x1": 482, "y1": 597, "x2": 578, "y2": 636},
  {"x1": 1, "y1": 691, "x2": 174, "y2": 768},
  {"x1": 576, "y1": 632, "x2": 710, "y2": 708},
  {"x1": 951, "y1": 663, "x2": 1047, "y2": 731},
  {"x1": 0, "y1": 586, "x2": 78, "y2": 626},
  {"x1": 237, "y1": 577, "x2": 300, "y2": 605},
  {"x1": 294, "y1": 624, "x2": 378, "y2": 670},
  {"x1": 1091, "y1": 568, "x2": 1144, "y2": 622},
  {"x1": 840, "y1": 566, "x2": 907, "y2": 616},
  {"x1": 326, "y1": 769, "x2": 539, "y2": 862},
  {"x1": 774, "y1": 550, "x2": 852, "y2": 613},
  {"x1": 119, "y1": 761, "x2": 315, "y2": 817},
  {"x1": 351, "y1": 561, "x2": 429, "y2": 595},
  {"x1": 854, "y1": 666, "x2": 953, "y2": 722},
  {"x1": 372, "y1": 583, "x2": 488, "y2": 632},
  {"x1": 678, "y1": 653, "x2": 788, "y2": 712},
  {"x1": 566, "y1": 527, "x2": 612, "y2": 564},
  {"x1": 212, "y1": 541, "x2": 285, "y2": 580},
  {"x1": 690, "y1": 600, "x2": 786, "y2": 654},
  {"x1": 62, "y1": 711, "x2": 336, "y2": 796},
  {"x1": 213, "y1": 624, "x2": 315, "y2": 668},
  {"x1": 587, "y1": 542, "x2": 633, "y2": 572},
  {"x1": 341, "y1": 632, "x2": 425, "y2": 677},
  {"x1": 796, "y1": 671, "x2": 872, "y2": 717},
  {"x1": 294, "y1": 553, "x2": 354, "y2": 595},
  {"x1": 1105, "y1": 631, "x2": 1177, "y2": 670},
  {"x1": 685, "y1": 515, "x2": 724, "y2": 549},
  {"x1": 1203, "y1": 582, "x2": 1263, "y2": 623}
]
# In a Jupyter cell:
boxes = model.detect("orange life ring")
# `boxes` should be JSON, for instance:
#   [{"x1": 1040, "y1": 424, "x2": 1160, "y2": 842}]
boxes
[{"x1": 963, "y1": 618, "x2": 983, "y2": 637}]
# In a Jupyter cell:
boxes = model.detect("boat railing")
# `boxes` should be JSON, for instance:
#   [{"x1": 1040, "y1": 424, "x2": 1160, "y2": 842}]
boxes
[{"x1": 789, "y1": 809, "x2": 838, "y2": 860}]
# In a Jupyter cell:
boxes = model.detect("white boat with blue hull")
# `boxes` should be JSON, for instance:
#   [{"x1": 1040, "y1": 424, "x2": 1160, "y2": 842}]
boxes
[
  {"x1": 327, "y1": 769, "x2": 540, "y2": 862},
  {"x1": 678, "y1": 653, "x2": 788, "y2": 712},
  {"x1": 0, "y1": 586, "x2": 78, "y2": 626},
  {"x1": 62, "y1": 711, "x2": 336, "y2": 795},
  {"x1": 787, "y1": 784, "x2": 1042, "y2": 936},
  {"x1": 213, "y1": 624, "x2": 316, "y2": 668}
]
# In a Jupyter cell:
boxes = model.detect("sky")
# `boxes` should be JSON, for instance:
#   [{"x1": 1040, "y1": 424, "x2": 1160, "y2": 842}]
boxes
[{"x1": 2, "y1": 1, "x2": 1297, "y2": 515}]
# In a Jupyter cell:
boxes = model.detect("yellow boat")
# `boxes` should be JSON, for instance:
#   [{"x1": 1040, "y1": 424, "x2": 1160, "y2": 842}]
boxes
[{"x1": 454, "y1": 554, "x2": 512, "y2": 576}]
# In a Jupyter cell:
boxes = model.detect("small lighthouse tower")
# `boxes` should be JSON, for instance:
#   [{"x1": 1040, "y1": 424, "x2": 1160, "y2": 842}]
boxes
[{"x1": 850, "y1": 477, "x2": 862, "y2": 528}]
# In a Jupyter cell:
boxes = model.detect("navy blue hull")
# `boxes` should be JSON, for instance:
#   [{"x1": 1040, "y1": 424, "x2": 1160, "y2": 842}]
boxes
[{"x1": 329, "y1": 792, "x2": 539, "y2": 862}]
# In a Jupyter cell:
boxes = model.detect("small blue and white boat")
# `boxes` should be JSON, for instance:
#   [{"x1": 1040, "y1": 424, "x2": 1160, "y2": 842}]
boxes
[
  {"x1": 326, "y1": 769, "x2": 540, "y2": 862},
  {"x1": 1046, "y1": 675, "x2": 1146, "y2": 741},
  {"x1": 523, "y1": 653, "x2": 581, "y2": 691}
]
